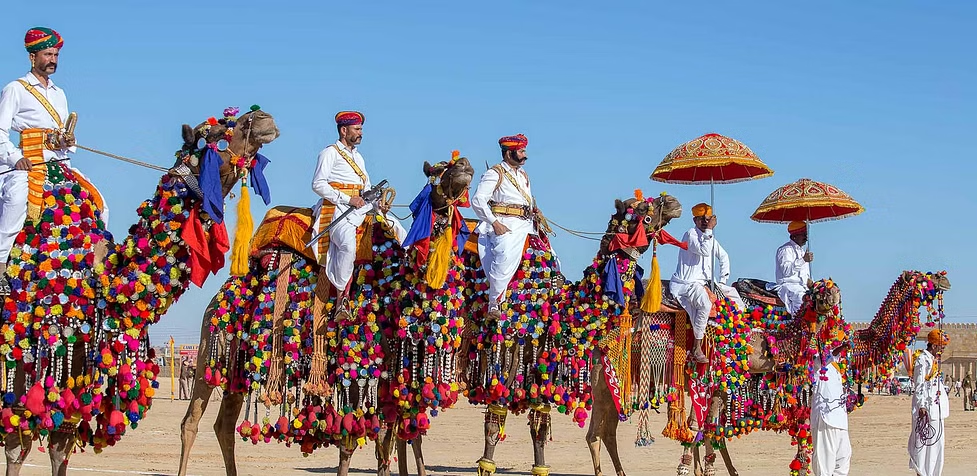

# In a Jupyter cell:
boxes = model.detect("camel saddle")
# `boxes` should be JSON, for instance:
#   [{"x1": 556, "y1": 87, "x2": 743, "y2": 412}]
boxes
[
  {"x1": 732, "y1": 278, "x2": 786, "y2": 308},
  {"x1": 251, "y1": 206, "x2": 318, "y2": 262},
  {"x1": 658, "y1": 280, "x2": 717, "y2": 316}
]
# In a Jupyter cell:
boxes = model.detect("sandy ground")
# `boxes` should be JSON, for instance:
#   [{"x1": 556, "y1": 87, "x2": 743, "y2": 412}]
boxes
[{"x1": 4, "y1": 380, "x2": 975, "y2": 476}]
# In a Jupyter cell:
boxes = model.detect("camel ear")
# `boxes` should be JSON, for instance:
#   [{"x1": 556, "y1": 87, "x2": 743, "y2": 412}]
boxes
[
  {"x1": 807, "y1": 278, "x2": 815, "y2": 289},
  {"x1": 182, "y1": 124, "x2": 195, "y2": 148},
  {"x1": 423, "y1": 161, "x2": 434, "y2": 177},
  {"x1": 614, "y1": 199, "x2": 628, "y2": 215}
]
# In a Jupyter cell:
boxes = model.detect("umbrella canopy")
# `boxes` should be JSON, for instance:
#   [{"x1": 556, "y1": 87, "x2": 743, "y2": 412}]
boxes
[
  {"x1": 751, "y1": 178, "x2": 864, "y2": 224},
  {"x1": 651, "y1": 132, "x2": 774, "y2": 185}
]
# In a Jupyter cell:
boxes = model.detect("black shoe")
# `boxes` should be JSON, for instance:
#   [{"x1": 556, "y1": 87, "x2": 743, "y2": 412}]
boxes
[{"x1": 0, "y1": 275, "x2": 10, "y2": 296}]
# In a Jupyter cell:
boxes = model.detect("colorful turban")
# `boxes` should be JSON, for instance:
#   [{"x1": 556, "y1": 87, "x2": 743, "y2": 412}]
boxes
[
  {"x1": 25, "y1": 27, "x2": 63, "y2": 54},
  {"x1": 788, "y1": 221, "x2": 808, "y2": 235},
  {"x1": 335, "y1": 111, "x2": 364, "y2": 126},
  {"x1": 927, "y1": 329, "x2": 950, "y2": 346},
  {"x1": 499, "y1": 134, "x2": 528, "y2": 151},
  {"x1": 691, "y1": 203, "x2": 713, "y2": 218}
]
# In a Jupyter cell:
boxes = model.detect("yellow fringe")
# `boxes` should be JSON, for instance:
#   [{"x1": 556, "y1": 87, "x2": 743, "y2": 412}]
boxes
[
  {"x1": 640, "y1": 244, "x2": 662, "y2": 313},
  {"x1": 230, "y1": 183, "x2": 253, "y2": 276},
  {"x1": 424, "y1": 229, "x2": 453, "y2": 290}
]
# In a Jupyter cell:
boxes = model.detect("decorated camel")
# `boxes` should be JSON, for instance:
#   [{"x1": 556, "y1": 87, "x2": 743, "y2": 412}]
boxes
[
  {"x1": 459, "y1": 190, "x2": 683, "y2": 476},
  {"x1": 0, "y1": 106, "x2": 279, "y2": 476},
  {"x1": 178, "y1": 151, "x2": 475, "y2": 476},
  {"x1": 585, "y1": 270, "x2": 951, "y2": 476}
]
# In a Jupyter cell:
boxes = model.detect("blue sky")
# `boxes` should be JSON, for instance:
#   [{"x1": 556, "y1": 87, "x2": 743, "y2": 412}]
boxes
[{"x1": 3, "y1": 2, "x2": 975, "y2": 345}]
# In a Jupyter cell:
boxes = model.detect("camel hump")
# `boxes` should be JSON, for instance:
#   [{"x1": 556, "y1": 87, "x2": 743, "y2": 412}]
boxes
[{"x1": 250, "y1": 205, "x2": 317, "y2": 261}]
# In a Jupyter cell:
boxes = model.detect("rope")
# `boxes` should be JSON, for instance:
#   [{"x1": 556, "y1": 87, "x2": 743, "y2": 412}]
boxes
[{"x1": 75, "y1": 144, "x2": 169, "y2": 172}]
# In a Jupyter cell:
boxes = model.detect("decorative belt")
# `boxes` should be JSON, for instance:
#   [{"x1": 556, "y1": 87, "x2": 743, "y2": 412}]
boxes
[
  {"x1": 329, "y1": 182, "x2": 363, "y2": 197},
  {"x1": 490, "y1": 201, "x2": 533, "y2": 220},
  {"x1": 20, "y1": 127, "x2": 71, "y2": 152}
]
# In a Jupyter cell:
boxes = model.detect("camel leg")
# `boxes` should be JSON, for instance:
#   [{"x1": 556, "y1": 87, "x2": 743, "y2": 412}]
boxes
[
  {"x1": 178, "y1": 379, "x2": 217, "y2": 476},
  {"x1": 692, "y1": 445, "x2": 702, "y2": 476},
  {"x1": 601, "y1": 416, "x2": 626, "y2": 476},
  {"x1": 411, "y1": 435, "x2": 427, "y2": 476},
  {"x1": 677, "y1": 445, "x2": 693, "y2": 476},
  {"x1": 4, "y1": 431, "x2": 31, "y2": 476},
  {"x1": 375, "y1": 426, "x2": 395, "y2": 476},
  {"x1": 337, "y1": 445, "x2": 355, "y2": 476},
  {"x1": 47, "y1": 430, "x2": 74, "y2": 476},
  {"x1": 476, "y1": 405, "x2": 506, "y2": 475},
  {"x1": 702, "y1": 444, "x2": 717, "y2": 476},
  {"x1": 213, "y1": 392, "x2": 245, "y2": 476},
  {"x1": 585, "y1": 412, "x2": 604, "y2": 476},
  {"x1": 718, "y1": 445, "x2": 739, "y2": 476},
  {"x1": 397, "y1": 438, "x2": 409, "y2": 476},
  {"x1": 529, "y1": 407, "x2": 551, "y2": 475}
]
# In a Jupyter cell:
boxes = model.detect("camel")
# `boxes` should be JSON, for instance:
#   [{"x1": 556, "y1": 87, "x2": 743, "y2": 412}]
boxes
[
  {"x1": 0, "y1": 107, "x2": 279, "y2": 476},
  {"x1": 177, "y1": 152, "x2": 475, "y2": 476},
  {"x1": 585, "y1": 270, "x2": 951, "y2": 476},
  {"x1": 460, "y1": 191, "x2": 683, "y2": 476}
]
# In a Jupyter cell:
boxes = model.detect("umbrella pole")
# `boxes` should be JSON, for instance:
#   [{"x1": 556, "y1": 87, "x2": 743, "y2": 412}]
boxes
[{"x1": 710, "y1": 180, "x2": 717, "y2": 291}]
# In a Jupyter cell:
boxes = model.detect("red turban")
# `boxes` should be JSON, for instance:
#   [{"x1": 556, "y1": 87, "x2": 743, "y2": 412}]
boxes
[
  {"x1": 499, "y1": 134, "x2": 528, "y2": 151},
  {"x1": 788, "y1": 221, "x2": 807, "y2": 235},
  {"x1": 25, "y1": 27, "x2": 63, "y2": 53},
  {"x1": 335, "y1": 111, "x2": 364, "y2": 126}
]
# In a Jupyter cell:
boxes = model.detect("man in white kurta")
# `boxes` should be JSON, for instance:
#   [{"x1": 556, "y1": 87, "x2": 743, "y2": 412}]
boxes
[
  {"x1": 471, "y1": 134, "x2": 548, "y2": 319},
  {"x1": 0, "y1": 27, "x2": 108, "y2": 295},
  {"x1": 772, "y1": 220, "x2": 814, "y2": 315},
  {"x1": 310, "y1": 111, "x2": 404, "y2": 307},
  {"x1": 669, "y1": 202, "x2": 745, "y2": 363},
  {"x1": 907, "y1": 329, "x2": 950, "y2": 476},
  {"x1": 811, "y1": 346, "x2": 852, "y2": 476}
]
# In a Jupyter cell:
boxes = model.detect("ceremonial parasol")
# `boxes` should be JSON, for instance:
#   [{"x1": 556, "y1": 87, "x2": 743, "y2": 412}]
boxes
[
  {"x1": 650, "y1": 133, "x2": 774, "y2": 290},
  {"x1": 751, "y1": 177, "x2": 865, "y2": 270}
]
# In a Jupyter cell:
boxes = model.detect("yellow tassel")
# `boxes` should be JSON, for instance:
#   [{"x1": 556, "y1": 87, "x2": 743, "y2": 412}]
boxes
[
  {"x1": 424, "y1": 230, "x2": 453, "y2": 289},
  {"x1": 640, "y1": 243, "x2": 662, "y2": 313},
  {"x1": 230, "y1": 182, "x2": 253, "y2": 276}
]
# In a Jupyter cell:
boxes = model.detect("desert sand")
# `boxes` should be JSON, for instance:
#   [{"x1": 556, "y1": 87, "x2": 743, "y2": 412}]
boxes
[{"x1": 5, "y1": 380, "x2": 975, "y2": 476}]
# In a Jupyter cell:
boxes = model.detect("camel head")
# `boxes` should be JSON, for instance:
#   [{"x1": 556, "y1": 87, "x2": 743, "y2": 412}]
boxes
[
  {"x1": 902, "y1": 270, "x2": 951, "y2": 293},
  {"x1": 807, "y1": 277, "x2": 842, "y2": 316},
  {"x1": 173, "y1": 107, "x2": 280, "y2": 198},
  {"x1": 600, "y1": 191, "x2": 682, "y2": 257},
  {"x1": 423, "y1": 151, "x2": 475, "y2": 215}
]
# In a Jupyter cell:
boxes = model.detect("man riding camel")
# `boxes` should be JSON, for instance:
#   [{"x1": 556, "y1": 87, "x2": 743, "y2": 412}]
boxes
[
  {"x1": 773, "y1": 220, "x2": 814, "y2": 315},
  {"x1": 310, "y1": 111, "x2": 401, "y2": 317},
  {"x1": 669, "y1": 203, "x2": 745, "y2": 363},
  {"x1": 471, "y1": 133, "x2": 554, "y2": 320},
  {"x1": 0, "y1": 27, "x2": 106, "y2": 296}
]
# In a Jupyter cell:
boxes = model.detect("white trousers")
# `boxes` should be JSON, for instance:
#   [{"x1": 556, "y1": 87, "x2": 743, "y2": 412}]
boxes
[
  {"x1": 0, "y1": 171, "x2": 28, "y2": 265},
  {"x1": 812, "y1": 419, "x2": 851, "y2": 476},
  {"x1": 477, "y1": 221, "x2": 532, "y2": 310},
  {"x1": 908, "y1": 415, "x2": 945, "y2": 476},
  {"x1": 715, "y1": 282, "x2": 746, "y2": 312},
  {"x1": 670, "y1": 280, "x2": 711, "y2": 339},
  {"x1": 777, "y1": 282, "x2": 807, "y2": 315}
]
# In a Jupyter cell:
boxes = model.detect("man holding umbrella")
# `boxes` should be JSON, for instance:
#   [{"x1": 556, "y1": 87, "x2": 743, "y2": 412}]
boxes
[
  {"x1": 773, "y1": 220, "x2": 815, "y2": 315},
  {"x1": 669, "y1": 202, "x2": 745, "y2": 363}
]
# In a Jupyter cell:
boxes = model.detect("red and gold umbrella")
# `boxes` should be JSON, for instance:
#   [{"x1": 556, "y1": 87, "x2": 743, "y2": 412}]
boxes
[
  {"x1": 645, "y1": 133, "x2": 773, "y2": 304},
  {"x1": 751, "y1": 177, "x2": 864, "y2": 224},
  {"x1": 751, "y1": 178, "x2": 864, "y2": 269}
]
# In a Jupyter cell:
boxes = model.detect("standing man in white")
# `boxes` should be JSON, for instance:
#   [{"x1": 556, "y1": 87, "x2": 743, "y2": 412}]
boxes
[
  {"x1": 906, "y1": 329, "x2": 951, "y2": 476},
  {"x1": 811, "y1": 342, "x2": 852, "y2": 476}
]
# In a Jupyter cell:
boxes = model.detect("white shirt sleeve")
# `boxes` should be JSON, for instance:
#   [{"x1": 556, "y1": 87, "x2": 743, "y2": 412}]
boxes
[
  {"x1": 715, "y1": 240, "x2": 730, "y2": 285},
  {"x1": 311, "y1": 147, "x2": 350, "y2": 206},
  {"x1": 777, "y1": 245, "x2": 805, "y2": 284},
  {"x1": 471, "y1": 168, "x2": 501, "y2": 225},
  {"x1": 0, "y1": 83, "x2": 23, "y2": 168},
  {"x1": 912, "y1": 353, "x2": 933, "y2": 409}
]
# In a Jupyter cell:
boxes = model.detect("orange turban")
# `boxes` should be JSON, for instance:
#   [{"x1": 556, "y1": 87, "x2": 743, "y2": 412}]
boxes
[
  {"x1": 691, "y1": 203, "x2": 712, "y2": 218},
  {"x1": 927, "y1": 329, "x2": 950, "y2": 346},
  {"x1": 788, "y1": 221, "x2": 807, "y2": 235}
]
